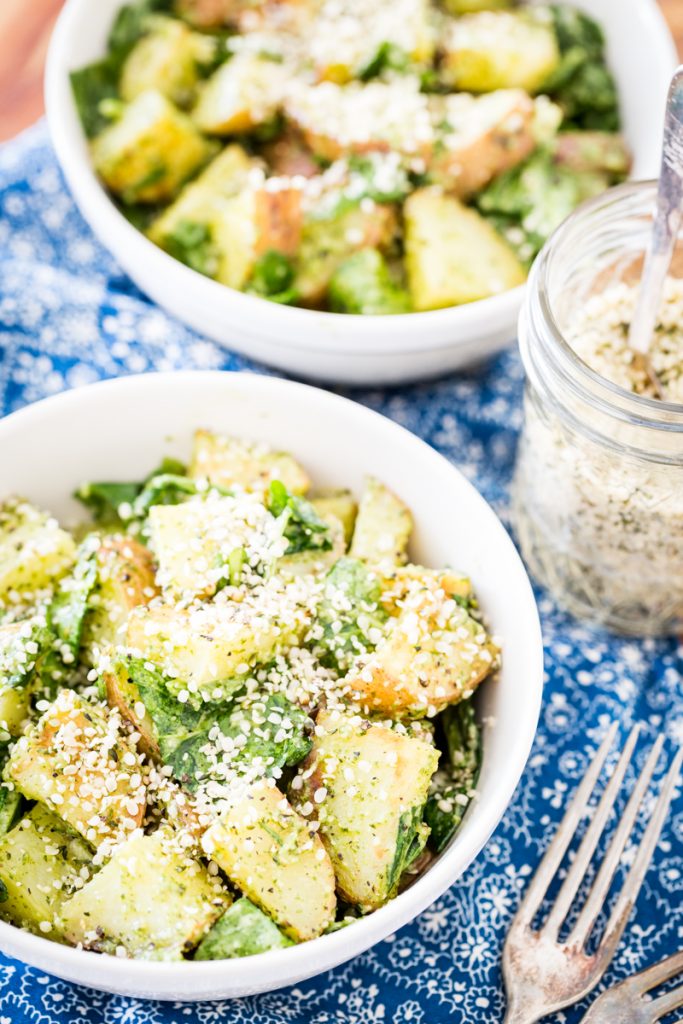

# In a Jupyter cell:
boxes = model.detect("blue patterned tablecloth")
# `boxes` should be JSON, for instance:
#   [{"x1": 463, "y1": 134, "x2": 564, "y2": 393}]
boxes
[{"x1": 0, "y1": 123, "x2": 681, "y2": 1024}]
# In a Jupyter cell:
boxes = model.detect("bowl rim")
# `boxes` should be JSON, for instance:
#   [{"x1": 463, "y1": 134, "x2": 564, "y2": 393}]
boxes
[
  {"x1": 43, "y1": 0, "x2": 677, "y2": 358},
  {"x1": 0, "y1": 370, "x2": 543, "y2": 996},
  {"x1": 45, "y1": 0, "x2": 528, "y2": 356}
]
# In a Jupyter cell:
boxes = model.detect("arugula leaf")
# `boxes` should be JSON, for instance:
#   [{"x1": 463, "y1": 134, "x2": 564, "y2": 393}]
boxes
[
  {"x1": 122, "y1": 658, "x2": 312, "y2": 794},
  {"x1": 387, "y1": 804, "x2": 430, "y2": 894},
  {"x1": 247, "y1": 251, "x2": 298, "y2": 305},
  {"x1": 74, "y1": 481, "x2": 141, "y2": 525},
  {"x1": 132, "y1": 473, "x2": 205, "y2": 517},
  {"x1": 217, "y1": 692, "x2": 312, "y2": 771},
  {"x1": 267, "y1": 481, "x2": 333, "y2": 556},
  {"x1": 195, "y1": 898, "x2": 293, "y2": 959},
  {"x1": 48, "y1": 543, "x2": 99, "y2": 658},
  {"x1": 70, "y1": 61, "x2": 122, "y2": 138},
  {"x1": 424, "y1": 700, "x2": 481, "y2": 853},
  {"x1": 107, "y1": 0, "x2": 170, "y2": 65},
  {"x1": 0, "y1": 787, "x2": 23, "y2": 839},
  {"x1": 346, "y1": 153, "x2": 412, "y2": 205},
  {"x1": 359, "y1": 41, "x2": 410, "y2": 81},
  {"x1": 74, "y1": 457, "x2": 189, "y2": 525},
  {"x1": 544, "y1": 5, "x2": 620, "y2": 132},
  {"x1": 163, "y1": 220, "x2": 220, "y2": 278},
  {"x1": 214, "y1": 546, "x2": 247, "y2": 593},
  {"x1": 70, "y1": 0, "x2": 174, "y2": 138},
  {"x1": 477, "y1": 148, "x2": 611, "y2": 264},
  {"x1": 314, "y1": 557, "x2": 387, "y2": 673}
]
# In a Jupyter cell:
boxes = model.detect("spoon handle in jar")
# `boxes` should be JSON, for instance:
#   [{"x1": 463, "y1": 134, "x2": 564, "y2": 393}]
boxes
[{"x1": 629, "y1": 66, "x2": 683, "y2": 355}]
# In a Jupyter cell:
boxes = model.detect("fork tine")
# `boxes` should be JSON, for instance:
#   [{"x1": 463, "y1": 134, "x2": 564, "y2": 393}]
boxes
[
  {"x1": 577, "y1": 951, "x2": 683, "y2": 1024},
  {"x1": 544, "y1": 726, "x2": 642, "y2": 938},
  {"x1": 512, "y1": 723, "x2": 619, "y2": 927},
  {"x1": 628, "y1": 949, "x2": 683, "y2": 993},
  {"x1": 649, "y1": 980, "x2": 683, "y2": 1020},
  {"x1": 564, "y1": 733, "x2": 664, "y2": 947},
  {"x1": 598, "y1": 747, "x2": 683, "y2": 965}
]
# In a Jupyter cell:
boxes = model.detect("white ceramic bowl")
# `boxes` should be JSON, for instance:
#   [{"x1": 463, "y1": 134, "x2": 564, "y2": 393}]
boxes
[
  {"x1": 0, "y1": 371, "x2": 540, "y2": 999},
  {"x1": 44, "y1": 0, "x2": 676, "y2": 386}
]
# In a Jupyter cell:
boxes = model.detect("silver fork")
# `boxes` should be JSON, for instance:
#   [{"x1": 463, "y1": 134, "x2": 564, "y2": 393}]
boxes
[
  {"x1": 580, "y1": 949, "x2": 683, "y2": 1023},
  {"x1": 502, "y1": 723, "x2": 682, "y2": 1024}
]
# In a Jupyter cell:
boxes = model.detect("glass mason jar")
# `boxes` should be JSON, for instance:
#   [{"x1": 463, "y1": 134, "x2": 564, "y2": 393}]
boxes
[{"x1": 512, "y1": 181, "x2": 683, "y2": 636}]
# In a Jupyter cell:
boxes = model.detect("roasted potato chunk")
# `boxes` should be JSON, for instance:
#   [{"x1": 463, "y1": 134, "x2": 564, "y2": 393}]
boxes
[
  {"x1": 202, "y1": 780, "x2": 336, "y2": 941},
  {"x1": 345, "y1": 581, "x2": 499, "y2": 716},
  {"x1": 62, "y1": 829, "x2": 228, "y2": 959},
  {"x1": 6, "y1": 691, "x2": 146, "y2": 848},
  {"x1": 404, "y1": 187, "x2": 525, "y2": 309},
  {"x1": 92, "y1": 90, "x2": 213, "y2": 204},
  {"x1": 294, "y1": 710, "x2": 438, "y2": 911}
]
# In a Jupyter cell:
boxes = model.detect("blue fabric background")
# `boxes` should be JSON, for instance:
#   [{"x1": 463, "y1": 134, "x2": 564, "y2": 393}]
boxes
[{"x1": 0, "y1": 124, "x2": 680, "y2": 1024}]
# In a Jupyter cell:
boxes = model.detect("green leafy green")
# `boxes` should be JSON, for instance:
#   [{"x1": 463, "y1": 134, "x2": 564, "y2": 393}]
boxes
[
  {"x1": 549, "y1": 4, "x2": 605, "y2": 56},
  {"x1": 329, "y1": 249, "x2": 411, "y2": 315},
  {"x1": 424, "y1": 700, "x2": 481, "y2": 853},
  {"x1": 194, "y1": 898, "x2": 293, "y2": 959},
  {"x1": 131, "y1": 473, "x2": 207, "y2": 517},
  {"x1": 163, "y1": 220, "x2": 220, "y2": 278},
  {"x1": 387, "y1": 804, "x2": 430, "y2": 893},
  {"x1": 314, "y1": 557, "x2": 388, "y2": 673},
  {"x1": 247, "y1": 251, "x2": 298, "y2": 305},
  {"x1": 0, "y1": 620, "x2": 51, "y2": 690},
  {"x1": 544, "y1": 5, "x2": 620, "y2": 131},
  {"x1": 70, "y1": 62, "x2": 122, "y2": 138},
  {"x1": 107, "y1": 0, "x2": 172, "y2": 65},
  {"x1": 214, "y1": 546, "x2": 247, "y2": 593},
  {"x1": 359, "y1": 42, "x2": 411, "y2": 81},
  {"x1": 74, "y1": 457, "x2": 189, "y2": 525},
  {"x1": 70, "y1": 0, "x2": 174, "y2": 138},
  {"x1": 48, "y1": 543, "x2": 99, "y2": 658},
  {"x1": 121, "y1": 658, "x2": 312, "y2": 794},
  {"x1": 0, "y1": 787, "x2": 23, "y2": 839},
  {"x1": 267, "y1": 481, "x2": 333, "y2": 556},
  {"x1": 477, "y1": 148, "x2": 610, "y2": 264},
  {"x1": 346, "y1": 153, "x2": 412, "y2": 205},
  {"x1": 217, "y1": 692, "x2": 312, "y2": 772}
]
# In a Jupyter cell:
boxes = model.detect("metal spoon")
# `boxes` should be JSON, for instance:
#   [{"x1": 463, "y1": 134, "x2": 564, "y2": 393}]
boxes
[{"x1": 628, "y1": 65, "x2": 683, "y2": 394}]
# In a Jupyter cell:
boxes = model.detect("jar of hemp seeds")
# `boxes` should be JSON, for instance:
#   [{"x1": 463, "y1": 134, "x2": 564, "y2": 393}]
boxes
[{"x1": 513, "y1": 181, "x2": 683, "y2": 635}]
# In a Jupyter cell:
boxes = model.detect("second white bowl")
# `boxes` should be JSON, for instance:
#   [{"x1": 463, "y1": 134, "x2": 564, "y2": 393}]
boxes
[
  {"x1": 0, "y1": 371, "x2": 542, "y2": 1000},
  {"x1": 44, "y1": 0, "x2": 676, "y2": 385}
]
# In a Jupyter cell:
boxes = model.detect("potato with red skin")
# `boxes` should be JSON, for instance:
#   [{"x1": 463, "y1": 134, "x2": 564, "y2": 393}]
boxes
[
  {"x1": 344, "y1": 590, "x2": 498, "y2": 716},
  {"x1": 553, "y1": 131, "x2": 631, "y2": 177},
  {"x1": 428, "y1": 90, "x2": 537, "y2": 198},
  {"x1": 262, "y1": 132, "x2": 320, "y2": 180},
  {"x1": 83, "y1": 535, "x2": 159, "y2": 661},
  {"x1": 254, "y1": 187, "x2": 303, "y2": 258}
]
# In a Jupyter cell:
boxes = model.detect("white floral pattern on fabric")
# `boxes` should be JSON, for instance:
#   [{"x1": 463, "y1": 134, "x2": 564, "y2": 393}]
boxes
[{"x1": 0, "y1": 123, "x2": 681, "y2": 1024}]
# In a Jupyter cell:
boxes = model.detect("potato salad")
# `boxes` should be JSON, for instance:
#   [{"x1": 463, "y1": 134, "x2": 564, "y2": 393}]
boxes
[
  {"x1": 0, "y1": 431, "x2": 498, "y2": 960},
  {"x1": 71, "y1": 0, "x2": 630, "y2": 313}
]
